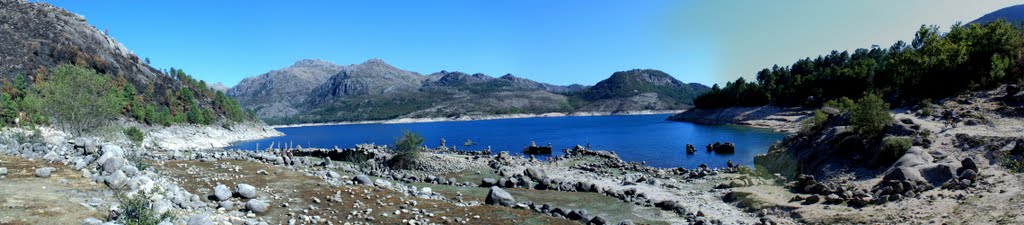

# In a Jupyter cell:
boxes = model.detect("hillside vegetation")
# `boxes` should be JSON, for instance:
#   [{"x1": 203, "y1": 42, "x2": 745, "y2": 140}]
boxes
[
  {"x1": 0, "y1": 64, "x2": 254, "y2": 135},
  {"x1": 0, "y1": 0, "x2": 257, "y2": 134},
  {"x1": 695, "y1": 20, "x2": 1024, "y2": 109}
]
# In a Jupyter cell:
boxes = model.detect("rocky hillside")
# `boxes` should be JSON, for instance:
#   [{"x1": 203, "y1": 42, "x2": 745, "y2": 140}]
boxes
[
  {"x1": 0, "y1": 0, "x2": 159, "y2": 87},
  {"x1": 577, "y1": 69, "x2": 710, "y2": 112},
  {"x1": 229, "y1": 59, "x2": 709, "y2": 125},
  {"x1": 0, "y1": 0, "x2": 255, "y2": 125},
  {"x1": 228, "y1": 59, "x2": 344, "y2": 118}
]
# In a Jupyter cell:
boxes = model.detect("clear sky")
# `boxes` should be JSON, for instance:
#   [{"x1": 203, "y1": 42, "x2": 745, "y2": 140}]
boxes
[{"x1": 41, "y1": 0, "x2": 1024, "y2": 87}]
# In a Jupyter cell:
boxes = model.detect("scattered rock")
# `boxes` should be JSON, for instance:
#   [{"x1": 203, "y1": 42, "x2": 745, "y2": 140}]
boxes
[
  {"x1": 246, "y1": 199, "x2": 269, "y2": 213},
  {"x1": 104, "y1": 170, "x2": 128, "y2": 188},
  {"x1": 236, "y1": 183, "x2": 257, "y2": 199},
  {"x1": 35, "y1": 167, "x2": 55, "y2": 177},
  {"x1": 187, "y1": 214, "x2": 213, "y2": 225},
  {"x1": 354, "y1": 175, "x2": 372, "y2": 185},
  {"x1": 82, "y1": 217, "x2": 103, "y2": 225},
  {"x1": 481, "y1": 177, "x2": 498, "y2": 187},
  {"x1": 102, "y1": 157, "x2": 125, "y2": 174},
  {"x1": 485, "y1": 186, "x2": 515, "y2": 206},
  {"x1": 213, "y1": 184, "x2": 232, "y2": 201}
]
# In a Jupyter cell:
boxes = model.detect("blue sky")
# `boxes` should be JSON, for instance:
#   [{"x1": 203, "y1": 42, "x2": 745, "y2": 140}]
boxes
[{"x1": 42, "y1": 0, "x2": 1024, "y2": 87}]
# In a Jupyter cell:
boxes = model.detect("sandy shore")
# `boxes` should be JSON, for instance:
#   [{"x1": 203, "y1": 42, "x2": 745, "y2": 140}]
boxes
[{"x1": 270, "y1": 110, "x2": 685, "y2": 128}]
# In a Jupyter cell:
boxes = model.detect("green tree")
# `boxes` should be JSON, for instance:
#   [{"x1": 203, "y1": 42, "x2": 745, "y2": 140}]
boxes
[
  {"x1": 390, "y1": 130, "x2": 424, "y2": 169},
  {"x1": 35, "y1": 65, "x2": 125, "y2": 135},
  {"x1": 850, "y1": 93, "x2": 892, "y2": 138}
]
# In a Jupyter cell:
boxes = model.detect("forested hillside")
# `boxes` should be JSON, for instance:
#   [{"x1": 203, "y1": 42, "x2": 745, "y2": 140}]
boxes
[{"x1": 695, "y1": 20, "x2": 1024, "y2": 108}]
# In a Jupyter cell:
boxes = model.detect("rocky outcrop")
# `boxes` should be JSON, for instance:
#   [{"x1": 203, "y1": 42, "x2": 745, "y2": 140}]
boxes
[{"x1": 754, "y1": 113, "x2": 925, "y2": 178}]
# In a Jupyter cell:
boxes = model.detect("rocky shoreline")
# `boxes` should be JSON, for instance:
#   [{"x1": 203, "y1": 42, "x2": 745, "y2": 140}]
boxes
[
  {"x1": 667, "y1": 106, "x2": 811, "y2": 133},
  {"x1": 145, "y1": 122, "x2": 283, "y2": 151},
  {"x1": 271, "y1": 110, "x2": 684, "y2": 128},
  {"x1": 0, "y1": 123, "x2": 782, "y2": 225}
]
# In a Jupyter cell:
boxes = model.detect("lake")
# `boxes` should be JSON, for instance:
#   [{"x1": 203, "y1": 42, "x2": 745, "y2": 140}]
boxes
[{"x1": 230, "y1": 114, "x2": 789, "y2": 168}]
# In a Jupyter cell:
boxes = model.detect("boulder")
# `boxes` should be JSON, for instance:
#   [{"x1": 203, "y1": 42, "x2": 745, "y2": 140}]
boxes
[
  {"x1": 235, "y1": 183, "x2": 257, "y2": 199},
  {"x1": 824, "y1": 194, "x2": 843, "y2": 204},
  {"x1": 102, "y1": 157, "x2": 125, "y2": 174},
  {"x1": 82, "y1": 217, "x2": 103, "y2": 225},
  {"x1": 566, "y1": 209, "x2": 585, "y2": 220},
  {"x1": 485, "y1": 186, "x2": 515, "y2": 206},
  {"x1": 917, "y1": 164, "x2": 956, "y2": 187},
  {"x1": 0, "y1": 167, "x2": 7, "y2": 176},
  {"x1": 101, "y1": 144, "x2": 124, "y2": 157},
  {"x1": 353, "y1": 175, "x2": 372, "y2": 185},
  {"x1": 803, "y1": 195, "x2": 821, "y2": 204},
  {"x1": 213, "y1": 184, "x2": 232, "y2": 201},
  {"x1": 589, "y1": 216, "x2": 608, "y2": 225},
  {"x1": 481, "y1": 177, "x2": 498, "y2": 187},
  {"x1": 105, "y1": 170, "x2": 128, "y2": 188},
  {"x1": 35, "y1": 167, "x2": 55, "y2": 177},
  {"x1": 883, "y1": 167, "x2": 926, "y2": 184},
  {"x1": 960, "y1": 157, "x2": 978, "y2": 174},
  {"x1": 187, "y1": 214, "x2": 213, "y2": 225},
  {"x1": 246, "y1": 199, "x2": 269, "y2": 213},
  {"x1": 711, "y1": 142, "x2": 736, "y2": 153},
  {"x1": 959, "y1": 169, "x2": 978, "y2": 182},
  {"x1": 326, "y1": 171, "x2": 340, "y2": 179},
  {"x1": 525, "y1": 167, "x2": 546, "y2": 180},
  {"x1": 891, "y1": 147, "x2": 931, "y2": 168}
]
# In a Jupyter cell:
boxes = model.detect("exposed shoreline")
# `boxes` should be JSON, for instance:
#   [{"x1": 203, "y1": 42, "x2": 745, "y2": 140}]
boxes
[
  {"x1": 667, "y1": 106, "x2": 812, "y2": 133},
  {"x1": 270, "y1": 110, "x2": 685, "y2": 128}
]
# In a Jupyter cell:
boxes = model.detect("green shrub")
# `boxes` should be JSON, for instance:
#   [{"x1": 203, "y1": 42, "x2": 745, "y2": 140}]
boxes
[
  {"x1": 880, "y1": 136, "x2": 912, "y2": 161},
  {"x1": 851, "y1": 93, "x2": 893, "y2": 138},
  {"x1": 390, "y1": 130, "x2": 424, "y2": 169},
  {"x1": 919, "y1": 99, "x2": 933, "y2": 117},
  {"x1": 123, "y1": 127, "x2": 144, "y2": 145},
  {"x1": 824, "y1": 97, "x2": 856, "y2": 112},
  {"x1": 800, "y1": 110, "x2": 829, "y2": 134},
  {"x1": 34, "y1": 65, "x2": 125, "y2": 135},
  {"x1": 114, "y1": 191, "x2": 173, "y2": 225}
]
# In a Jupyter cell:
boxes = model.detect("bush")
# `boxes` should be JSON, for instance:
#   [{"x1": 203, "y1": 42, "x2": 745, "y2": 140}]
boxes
[
  {"x1": 800, "y1": 110, "x2": 829, "y2": 134},
  {"x1": 114, "y1": 191, "x2": 173, "y2": 225},
  {"x1": 824, "y1": 97, "x2": 856, "y2": 112},
  {"x1": 123, "y1": 127, "x2": 144, "y2": 145},
  {"x1": 34, "y1": 65, "x2": 124, "y2": 135},
  {"x1": 918, "y1": 99, "x2": 933, "y2": 117},
  {"x1": 389, "y1": 130, "x2": 424, "y2": 169},
  {"x1": 851, "y1": 93, "x2": 893, "y2": 138},
  {"x1": 880, "y1": 136, "x2": 912, "y2": 161}
]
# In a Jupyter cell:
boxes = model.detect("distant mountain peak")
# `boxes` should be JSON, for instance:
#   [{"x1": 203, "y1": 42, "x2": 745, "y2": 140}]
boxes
[
  {"x1": 363, "y1": 58, "x2": 387, "y2": 65},
  {"x1": 291, "y1": 59, "x2": 335, "y2": 68},
  {"x1": 973, "y1": 4, "x2": 1024, "y2": 24}
]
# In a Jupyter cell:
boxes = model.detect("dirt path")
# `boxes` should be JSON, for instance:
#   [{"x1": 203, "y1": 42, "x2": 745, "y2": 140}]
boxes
[{"x1": 0, "y1": 155, "x2": 110, "y2": 225}]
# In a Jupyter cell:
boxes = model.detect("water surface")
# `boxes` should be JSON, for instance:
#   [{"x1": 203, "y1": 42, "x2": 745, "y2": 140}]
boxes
[{"x1": 231, "y1": 114, "x2": 788, "y2": 168}]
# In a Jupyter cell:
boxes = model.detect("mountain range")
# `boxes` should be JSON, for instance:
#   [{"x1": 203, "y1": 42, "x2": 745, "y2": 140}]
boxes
[{"x1": 228, "y1": 59, "x2": 709, "y2": 125}]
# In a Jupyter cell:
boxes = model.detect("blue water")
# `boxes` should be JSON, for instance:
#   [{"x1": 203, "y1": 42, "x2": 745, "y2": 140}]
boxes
[{"x1": 230, "y1": 114, "x2": 789, "y2": 169}]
